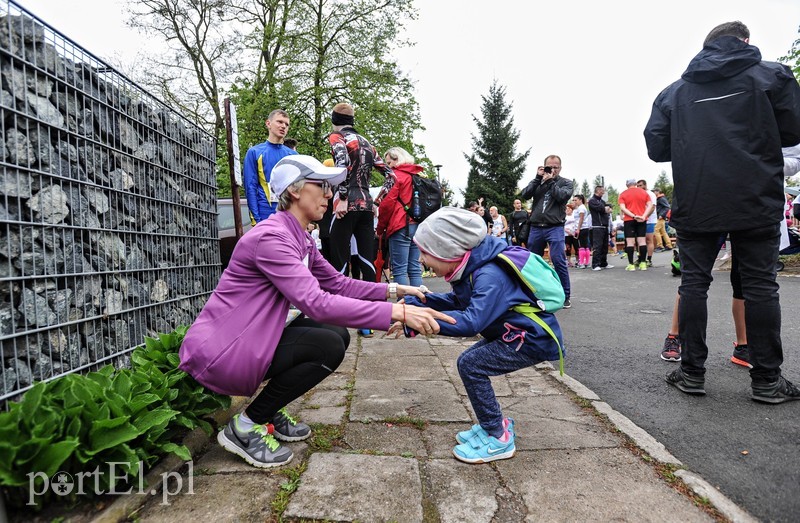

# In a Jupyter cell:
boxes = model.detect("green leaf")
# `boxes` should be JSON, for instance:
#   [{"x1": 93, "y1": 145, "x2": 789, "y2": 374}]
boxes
[
  {"x1": 128, "y1": 393, "x2": 163, "y2": 414},
  {"x1": 112, "y1": 371, "x2": 133, "y2": 401},
  {"x1": 20, "y1": 382, "x2": 45, "y2": 421},
  {"x1": 87, "y1": 369, "x2": 112, "y2": 389},
  {"x1": 133, "y1": 408, "x2": 177, "y2": 433},
  {"x1": 29, "y1": 438, "x2": 80, "y2": 477},
  {"x1": 159, "y1": 442, "x2": 191, "y2": 461},
  {"x1": 88, "y1": 417, "x2": 140, "y2": 455},
  {"x1": 166, "y1": 352, "x2": 181, "y2": 368}
]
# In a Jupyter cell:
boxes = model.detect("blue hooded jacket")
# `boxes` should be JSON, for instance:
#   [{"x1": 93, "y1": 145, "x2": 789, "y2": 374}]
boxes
[{"x1": 405, "y1": 236, "x2": 564, "y2": 362}]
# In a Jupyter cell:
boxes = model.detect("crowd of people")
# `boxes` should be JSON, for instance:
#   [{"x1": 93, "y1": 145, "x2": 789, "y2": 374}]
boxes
[{"x1": 177, "y1": 20, "x2": 800, "y2": 473}]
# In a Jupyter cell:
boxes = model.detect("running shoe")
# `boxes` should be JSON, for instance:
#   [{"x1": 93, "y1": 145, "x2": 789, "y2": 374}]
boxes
[
  {"x1": 456, "y1": 418, "x2": 515, "y2": 445},
  {"x1": 660, "y1": 335, "x2": 681, "y2": 362},
  {"x1": 217, "y1": 414, "x2": 293, "y2": 468},
  {"x1": 358, "y1": 328, "x2": 374, "y2": 338},
  {"x1": 638, "y1": 262, "x2": 648, "y2": 271},
  {"x1": 730, "y1": 343, "x2": 752, "y2": 369},
  {"x1": 453, "y1": 428, "x2": 516, "y2": 464},
  {"x1": 751, "y1": 376, "x2": 800, "y2": 404},
  {"x1": 626, "y1": 264, "x2": 636, "y2": 271},
  {"x1": 271, "y1": 407, "x2": 312, "y2": 442},
  {"x1": 563, "y1": 298, "x2": 571, "y2": 309},
  {"x1": 665, "y1": 368, "x2": 706, "y2": 395}
]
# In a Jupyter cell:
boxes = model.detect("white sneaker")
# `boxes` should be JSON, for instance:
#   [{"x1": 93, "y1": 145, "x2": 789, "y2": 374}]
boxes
[
  {"x1": 592, "y1": 267, "x2": 602, "y2": 271},
  {"x1": 605, "y1": 264, "x2": 614, "y2": 269}
]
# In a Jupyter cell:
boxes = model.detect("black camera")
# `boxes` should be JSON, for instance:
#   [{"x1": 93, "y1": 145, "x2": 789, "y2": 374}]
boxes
[{"x1": 543, "y1": 166, "x2": 553, "y2": 174}]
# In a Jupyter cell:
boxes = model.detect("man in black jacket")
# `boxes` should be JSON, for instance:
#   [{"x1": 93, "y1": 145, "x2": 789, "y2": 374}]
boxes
[
  {"x1": 653, "y1": 189, "x2": 673, "y2": 251},
  {"x1": 587, "y1": 185, "x2": 612, "y2": 270},
  {"x1": 520, "y1": 155, "x2": 573, "y2": 308},
  {"x1": 644, "y1": 21, "x2": 800, "y2": 403},
  {"x1": 509, "y1": 198, "x2": 530, "y2": 247}
]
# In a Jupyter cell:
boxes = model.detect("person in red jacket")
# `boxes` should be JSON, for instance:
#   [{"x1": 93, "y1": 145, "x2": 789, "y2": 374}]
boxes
[{"x1": 376, "y1": 146, "x2": 425, "y2": 286}]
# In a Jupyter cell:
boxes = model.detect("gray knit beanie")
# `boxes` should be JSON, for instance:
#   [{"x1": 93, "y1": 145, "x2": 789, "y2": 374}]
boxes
[{"x1": 413, "y1": 207, "x2": 487, "y2": 261}]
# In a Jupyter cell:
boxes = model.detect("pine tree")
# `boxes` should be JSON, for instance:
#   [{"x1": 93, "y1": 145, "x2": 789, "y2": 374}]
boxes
[
  {"x1": 654, "y1": 170, "x2": 674, "y2": 201},
  {"x1": 580, "y1": 180, "x2": 591, "y2": 198},
  {"x1": 464, "y1": 81, "x2": 530, "y2": 213}
]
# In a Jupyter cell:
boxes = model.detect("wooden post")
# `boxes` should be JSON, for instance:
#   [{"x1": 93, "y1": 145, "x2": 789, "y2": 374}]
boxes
[{"x1": 224, "y1": 97, "x2": 244, "y2": 239}]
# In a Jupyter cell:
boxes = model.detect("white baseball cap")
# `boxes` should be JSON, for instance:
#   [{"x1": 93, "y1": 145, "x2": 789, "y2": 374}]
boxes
[{"x1": 269, "y1": 155, "x2": 347, "y2": 198}]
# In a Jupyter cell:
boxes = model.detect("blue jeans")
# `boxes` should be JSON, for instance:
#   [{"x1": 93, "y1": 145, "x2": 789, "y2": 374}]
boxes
[
  {"x1": 528, "y1": 225, "x2": 570, "y2": 298},
  {"x1": 457, "y1": 337, "x2": 546, "y2": 438},
  {"x1": 388, "y1": 223, "x2": 422, "y2": 287},
  {"x1": 677, "y1": 224, "x2": 782, "y2": 382}
]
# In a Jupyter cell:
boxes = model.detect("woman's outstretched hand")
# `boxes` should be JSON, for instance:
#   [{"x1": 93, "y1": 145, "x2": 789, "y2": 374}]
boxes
[
  {"x1": 396, "y1": 284, "x2": 430, "y2": 302},
  {"x1": 388, "y1": 302, "x2": 455, "y2": 338}
]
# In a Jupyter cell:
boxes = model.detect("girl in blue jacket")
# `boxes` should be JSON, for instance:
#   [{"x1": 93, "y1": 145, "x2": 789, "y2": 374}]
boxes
[{"x1": 393, "y1": 207, "x2": 565, "y2": 463}]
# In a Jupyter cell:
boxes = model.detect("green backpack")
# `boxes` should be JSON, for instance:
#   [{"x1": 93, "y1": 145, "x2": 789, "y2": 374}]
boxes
[{"x1": 494, "y1": 247, "x2": 566, "y2": 374}]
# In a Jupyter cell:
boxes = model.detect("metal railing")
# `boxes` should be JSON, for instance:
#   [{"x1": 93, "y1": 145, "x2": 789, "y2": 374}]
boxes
[{"x1": 0, "y1": 0, "x2": 219, "y2": 405}]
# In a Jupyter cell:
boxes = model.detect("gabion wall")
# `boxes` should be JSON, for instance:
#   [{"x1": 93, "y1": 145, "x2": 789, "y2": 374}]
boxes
[{"x1": 0, "y1": 2, "x2": 219, "y2": 404}]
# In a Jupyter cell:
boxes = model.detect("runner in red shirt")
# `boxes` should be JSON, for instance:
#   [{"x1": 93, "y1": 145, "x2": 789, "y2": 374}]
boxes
[{"x1": 618, "y1": 179, "x2": 654, "y2": 271}]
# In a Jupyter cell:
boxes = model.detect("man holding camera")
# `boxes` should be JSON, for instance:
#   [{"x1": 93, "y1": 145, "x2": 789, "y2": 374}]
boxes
[{"x1": 520, "y1": 155, "x2": 574, "y2": 308}]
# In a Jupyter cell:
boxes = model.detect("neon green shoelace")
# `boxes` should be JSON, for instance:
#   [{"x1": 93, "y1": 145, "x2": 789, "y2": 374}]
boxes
[
  {"x1": 252, "y1": 424, "x2": 280, "y2": 451},
  {"x1": 278, "y1": 407, "x2": 297, "y2": 426}
]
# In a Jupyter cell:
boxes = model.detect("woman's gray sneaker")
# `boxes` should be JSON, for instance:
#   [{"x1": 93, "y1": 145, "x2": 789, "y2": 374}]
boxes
[
  {"x1": 271, "y1": 407, "x2": 312, "y2": 442},
  {"x1": 217, "y1": 415, "x2": 293, "y2": 468}
]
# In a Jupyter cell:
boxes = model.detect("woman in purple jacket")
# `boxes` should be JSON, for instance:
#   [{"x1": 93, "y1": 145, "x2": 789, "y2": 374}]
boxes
[{"x1": 180, "y1": 155, "x2": 453, "y2": 468}]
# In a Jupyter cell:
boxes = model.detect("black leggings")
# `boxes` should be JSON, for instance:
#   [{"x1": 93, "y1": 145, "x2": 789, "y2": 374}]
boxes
[
  {"x1": 328, "y1": 210, "x2": 376, "y2": 281},
  {"x1": 245, "y1": 318, "x2": 350, "y2": 423}
]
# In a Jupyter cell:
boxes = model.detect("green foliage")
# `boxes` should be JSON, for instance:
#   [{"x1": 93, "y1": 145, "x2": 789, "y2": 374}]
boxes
[
  {"x1": 778, "y1": 25, "x2": 800, "y2": 79},
  {"x1": 653, "y1": 170, "x2": 674, "y2": 202},
  {"x1": 0, "y1": 327, "x2": 230, "y2": 508},
  {"x1": 580, "y1": 180, "x2": 590, "y2": 199},
  {"x1": 464, "y1": 81, "x2": 531, "y2": 213}
]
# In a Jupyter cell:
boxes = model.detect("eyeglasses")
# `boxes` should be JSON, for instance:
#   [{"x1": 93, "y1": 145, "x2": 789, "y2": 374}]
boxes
[{"x1": 305, "y1": 180, "x2": 332, "y2": 193}]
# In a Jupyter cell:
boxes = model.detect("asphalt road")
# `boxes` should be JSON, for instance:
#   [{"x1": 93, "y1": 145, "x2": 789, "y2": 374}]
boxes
[{"x1": 423, "y1": 249, "x2": 800, "y2": 522}]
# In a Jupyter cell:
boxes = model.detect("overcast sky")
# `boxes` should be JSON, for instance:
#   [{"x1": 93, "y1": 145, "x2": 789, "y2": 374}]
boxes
[{"x1": 17, "y1": 0, "x2": 800, "y2": 206}]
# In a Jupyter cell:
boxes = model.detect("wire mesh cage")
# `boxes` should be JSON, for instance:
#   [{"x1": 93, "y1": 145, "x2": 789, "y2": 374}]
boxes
[{"x1": 0, "y1": 0, "x2": 219, "y2": 406}]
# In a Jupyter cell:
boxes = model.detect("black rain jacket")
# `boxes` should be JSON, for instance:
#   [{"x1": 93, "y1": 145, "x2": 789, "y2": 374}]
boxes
[{"x1": 644, "y1": 36, "x2": 800, "y2": 233}]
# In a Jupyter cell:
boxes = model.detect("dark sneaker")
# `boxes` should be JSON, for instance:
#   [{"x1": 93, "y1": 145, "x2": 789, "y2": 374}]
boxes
[
  {"x1": 660, "y1": 336, "x2": 681, "y2": 362},
  {"x1": 217, "y1": 414, "x2": 293, "y2": 468},
  {"x1": 271, "y1": 407, "x2": 312, "y2": 442},
  {"x1": 751, "y1": 376, "x2": 800, "y2": 404},
  {"x1": 665, "y1": 368, "x2": 706, "y2": 395},
  {"x1": 730, "y1": 343, "x2": 752, "y2": 369},
  {"x1": 563, "y1": 298, "x2": 571, "y2": 309},
  {"x1": 358, "y1": 328, "x2": 374, "y2": 338}
]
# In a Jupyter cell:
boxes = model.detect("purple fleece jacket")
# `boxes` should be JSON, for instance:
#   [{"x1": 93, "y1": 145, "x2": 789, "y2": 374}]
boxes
[{"x1": 179, "y1": 211, "x2": 392, "y2": 396}]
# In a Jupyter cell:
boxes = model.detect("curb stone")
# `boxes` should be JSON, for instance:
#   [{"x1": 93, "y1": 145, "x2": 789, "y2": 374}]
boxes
[
  {"x1": 552, "y1": 371, "x2": 757, "y2": 521},
  {"x1": 90, "y1": 397, "x2": 248, "y2": 523}
]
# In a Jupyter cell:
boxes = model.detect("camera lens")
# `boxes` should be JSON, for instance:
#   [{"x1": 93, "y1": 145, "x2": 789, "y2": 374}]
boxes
[{"x1": 544, "y1": 166, "x2": 553, "y2": 174}]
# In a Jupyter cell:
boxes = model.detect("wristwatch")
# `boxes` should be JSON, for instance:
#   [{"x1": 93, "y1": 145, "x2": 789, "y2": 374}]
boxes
[{"x1": 388, "y1": 282, "x2": 398, "y2": 301}]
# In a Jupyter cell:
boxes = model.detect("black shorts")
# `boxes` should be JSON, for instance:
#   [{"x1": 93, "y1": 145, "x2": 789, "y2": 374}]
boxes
[{"x1": 623, "y1": 220, "x2": 647, "y2": 239}]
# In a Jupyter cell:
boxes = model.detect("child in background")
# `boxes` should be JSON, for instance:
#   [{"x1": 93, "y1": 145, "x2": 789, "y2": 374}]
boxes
[{"x1": 391, "y1": 208, "x2": 565, "y2": 464}]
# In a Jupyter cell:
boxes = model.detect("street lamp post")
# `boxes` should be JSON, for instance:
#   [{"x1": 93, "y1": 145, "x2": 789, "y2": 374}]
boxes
[{"x1": 433, "y1": 164, "x2": 442, "y2": 182}]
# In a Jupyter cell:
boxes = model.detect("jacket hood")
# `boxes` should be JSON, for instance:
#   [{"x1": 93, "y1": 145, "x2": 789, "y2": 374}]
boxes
[
  {"x1": 456, "y1": 235, "x2": 511, "y2": 281},
  {"x1": 681, "y1": 36, "x2": 761, "y2": 84},
  {"x1": 393, "y1": 163, "x2": 425, "y2": 176}
]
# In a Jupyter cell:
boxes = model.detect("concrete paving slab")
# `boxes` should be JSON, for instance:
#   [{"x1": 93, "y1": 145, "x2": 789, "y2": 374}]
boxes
[
  {"x1": 344, "y1": 422, "x2": 427, "y2": 457},
  {"x1": 351, "y1": 379, "x2": 470, "y2": 422},
  {"x1": 137, "y1": 473, "x2": 282, "y2": 522},
  {"x1": 507, "y1": 374, "x2": 563, "y2": 396},
  {"x1": 510, "y1": 416, "x2": 621, "y2": 451},
  {"x1": 361, "y1": 336, "x2": 434, "y2": 356},
  {"x1": 356, "y1": 354, "x2": 449, "y2": 380},
  {"x1": 283, "y1": 453, "x2": 423, "y2": 522},
  {"x1": 428, "y1": 336, "x2": 474, "y2": 346},
  {"x1": 305, "y1": 389, "x2": 347, "y2": 407},
  {"x1": 424, "y1": 423, "x2": 471, "y2": 459},
  {"x1": 298, "y1": 405, "x2": 346, "y2": 425},
  {"x1": 311, "y1": 371, "x2": 351, "y2": 391},
  {"x1": 424, "y1": 458, "x2": 499, "y2": 522},
  {"x1": 503, "y1": 394, "x2": 598, "y2": 424},
  {"x1": 497, "y1": 448, "x2": 712, "y2": 522}
]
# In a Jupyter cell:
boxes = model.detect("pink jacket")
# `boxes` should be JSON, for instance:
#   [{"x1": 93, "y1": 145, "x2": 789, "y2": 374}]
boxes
[{"x1": 179, "y1": 211, "x2": 392, "y2": 396}]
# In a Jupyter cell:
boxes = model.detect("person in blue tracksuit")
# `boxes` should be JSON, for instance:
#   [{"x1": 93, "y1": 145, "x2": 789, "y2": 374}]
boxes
[
  {"x1": 394, "y1": 207, "x2": 565, "y2": 464},
  {"x1": 242, "y1": 109, "x2": 297, "y2": 224}
]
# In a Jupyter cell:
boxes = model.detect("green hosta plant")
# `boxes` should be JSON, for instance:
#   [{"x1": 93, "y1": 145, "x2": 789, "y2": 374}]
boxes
[{"x1": 0, "y1": 325, "x2": 230, "y2": 508}]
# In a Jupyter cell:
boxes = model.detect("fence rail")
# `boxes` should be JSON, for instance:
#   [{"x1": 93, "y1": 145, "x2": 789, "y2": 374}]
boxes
[{"x1": 0, "y1": 0, "x2": 219, "y2": 405}]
